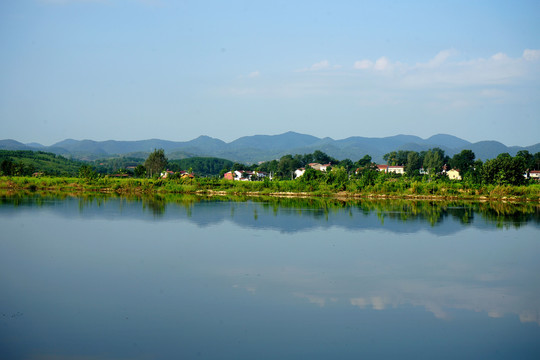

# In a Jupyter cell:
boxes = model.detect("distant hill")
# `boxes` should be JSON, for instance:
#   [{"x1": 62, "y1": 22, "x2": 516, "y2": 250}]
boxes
[{"x1": 1, "y1": 133, "x2": 538, "y2": 164}]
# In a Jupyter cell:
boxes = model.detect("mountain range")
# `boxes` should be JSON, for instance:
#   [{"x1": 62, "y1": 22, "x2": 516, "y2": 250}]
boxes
[{"x1": 1, "y1": 132, "x2": 538, "y2": 164}]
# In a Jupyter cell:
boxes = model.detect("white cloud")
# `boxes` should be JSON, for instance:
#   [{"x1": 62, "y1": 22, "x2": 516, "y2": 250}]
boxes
[
  {"x1": 353, "y1": 60, "x2": 373, "y2": 70},
  {"x1": 419, "y1": 49, "x2": 457, "y2": 68},
  {"x1": 248, "y1": 71, "x2": 260, "y2": 78},
  {"x1": 297, "y1": 60, "x2": 341, "y2": 72},
  {"x1": 491, "y1": 52, "x2": 509, "y2": 61},
  {"x1": 224, "y1": 48, "x2": 540, "y2": 108},
  {"x1": 310, "y1": 60, "x2": 330, "y2": 71},
  {"x1": 374, "y1": 56, "x2": 390, "y2": 71},
  {"x1": 523, "y1": 49, "x2": 540, "y2": 61},
  {"x1": 399, "y1": 49, "x2": 540, "y2": 88}
]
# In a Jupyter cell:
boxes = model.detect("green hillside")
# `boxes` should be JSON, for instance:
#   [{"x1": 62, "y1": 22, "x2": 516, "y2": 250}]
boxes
[{"x1": 0, "y1": 150, "x2": 83, "y2": 176}]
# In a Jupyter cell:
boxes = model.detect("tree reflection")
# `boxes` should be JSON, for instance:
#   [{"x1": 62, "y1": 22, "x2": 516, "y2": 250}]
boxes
[{"x1": 0, "y1": 191, "x2": 538, "y2": 228}]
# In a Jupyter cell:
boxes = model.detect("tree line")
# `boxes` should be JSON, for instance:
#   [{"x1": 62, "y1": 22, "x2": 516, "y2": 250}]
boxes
[
  {"x1": 242, "y1": 148, "x2": 540, "y2": 187},
  {"x1": 2, "y1": 148, "x2": 540, "y2": 187}
]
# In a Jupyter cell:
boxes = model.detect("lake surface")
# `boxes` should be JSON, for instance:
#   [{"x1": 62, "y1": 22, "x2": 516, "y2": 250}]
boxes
[{"x1": 1, "y1": 195, "x2": 539, "y2": 359}]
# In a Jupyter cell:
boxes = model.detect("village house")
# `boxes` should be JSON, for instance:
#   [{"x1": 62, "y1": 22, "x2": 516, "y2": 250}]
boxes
[
  {"x1": 223, "y1": 170, "x2": 268, "y2": 181},
  {"x1": 308, "y1": 163, "x2": 331, "y2": 171},
  {"x1": 528, "y1": 170, "x2": 540, "y2": 179},
  {"x1": 294, "y1": 168, "x2": 306, "y2": 178},
  {"x1": 376, "y1": 165, "x2": 405, "y2": 174},
  {"x1": 447, "y1": 169, "x2": 461, "y2": 180},
  {"x1": 160, "y1": 170, "x2": 194, "y2": 179},
  {"x1": 294, "y1": 163, "x2": 331, "y2": 178},
  {"x1": 178, "y1": 171, "x2": 194, "y2": 179},
  {"x1": 160, "y1": 170, "x2": 175, "y2": 178},
  {"x1": 388, "y1": 166, "x2": 405, "y2": 174}
]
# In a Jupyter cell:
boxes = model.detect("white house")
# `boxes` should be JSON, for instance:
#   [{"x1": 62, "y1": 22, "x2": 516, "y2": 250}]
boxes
[
  {"x1": 529, "y1": 170, "x2": 540, "y2": 179},
  {"x1": 388, "y1": 166, "x2": 405, "y2": 175},
  {"x1": 308, "y1": 163, "x2": 331, "y2": 172},
  {"x1": 376, "y1": 165, "x2": 405, "y2": 174},
  {"x1": 224, "y1": 170, "x2": 269, "y2": 181},
  {"x1": 294, "y1": 168, "x2": 306, "y2": 178},
  {"x1": 447, "y1": 169, "x2": 461, "y2": 180}
]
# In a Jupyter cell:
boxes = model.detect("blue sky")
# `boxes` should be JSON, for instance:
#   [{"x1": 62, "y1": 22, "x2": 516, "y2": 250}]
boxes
[{"x1": 1, "y1": 0, "x2": 539, "y2": 146}]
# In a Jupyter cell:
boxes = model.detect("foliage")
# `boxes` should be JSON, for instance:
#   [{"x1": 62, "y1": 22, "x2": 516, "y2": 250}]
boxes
[
  {"x1": 168, "y1": 157, "x2": 234, "y2": 176},
  {"x1": 0, "y1": 150, "x2": 82, "y2": 176},
  {"x1": 481, "y1": 153, "x2": 527, "y2": 186},
  {"x1": 298, "y1": 167, "x2": 324, "y2": 183},
  {"x1": 383, "y1": 150, "x2": 411, "y2": 166},
  {"x1": 355, "y1": 155, "x2": 372, "y2": 169},
  {"x1": 134, "y1": 164, "x2": 146, "y2": 177},
  {"x1": 423, "y1": 148, "x2": 445, "y2": 176},
  {"x1": 78, "y1": 165, "x2": 98, "y2": 180},
  {"x1": 144, "y1": 149, "x2": 168, "y2": 178},
  {"x1": 450, "y1": 150, "x2": 476, "y2": 175},
  {"x1": 92, "y1": 156, "x2": 144, "y2": 175},
  {"x1": 405, "y1": 151, "x2": 422, "y2": 175},
  {"x1": 516, "y1": 150, "x2": 540, "y2": 171},
  {"x1": 276, "y1": 155, "x2": 301, "y2": 179}
]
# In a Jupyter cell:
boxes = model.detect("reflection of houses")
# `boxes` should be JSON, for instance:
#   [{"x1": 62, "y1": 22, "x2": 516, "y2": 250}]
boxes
[
  {"x1": 447, "y1": 169, "x2": 461, "y2": 180},
  {"x1": 376, "y1": 165, "x2": 405, "y2": 174}
]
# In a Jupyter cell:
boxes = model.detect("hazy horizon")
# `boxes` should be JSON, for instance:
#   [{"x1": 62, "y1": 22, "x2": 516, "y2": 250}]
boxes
[{"x1": 5, "y1": 131, "x2": 540, "y2": 149}]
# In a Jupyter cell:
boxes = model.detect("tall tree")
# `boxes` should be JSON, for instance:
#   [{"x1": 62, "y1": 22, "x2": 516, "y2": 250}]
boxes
[
  {"x1": 312, "y1": 150, "x2": 336, "y2": 164},
  {"x1": 144, "y1": 149, "x2": 168, "y2": 178},
  {"x1": 450, "y1": 150, "x2": 476, "y2": 176},
  {"x1": 1, "y1": 159, "x2": 14, "y2": 176},
  {"x1": 383, "y1": 151, "x2": 397, "y2": 165},
  {"x1": 134, "y1": 164, "x2": 146, "y2": 178},
  {"x1": 423, "y1": 148, "x2": 445, "y2": 175},
  {"x1": 276, "y1": 155, "x2": 300, "y2": 179},
  {"x1": 481, "y1": 153, "x2": 526, "y2": 185},
  {"x1": 516, "y1": 150, "x2": 534, "y2": 171},
  {"x1": 405, "y1": 151, "x2": 422, "y2": 174},
  {"x1": 355, "y1": 155, "x2": 372, "y2": 168}
]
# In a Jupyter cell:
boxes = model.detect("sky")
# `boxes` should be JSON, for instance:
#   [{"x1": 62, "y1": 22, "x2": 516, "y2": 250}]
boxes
[{"x1": 1, "y1": 0, "x2": 539, "y2": 146}]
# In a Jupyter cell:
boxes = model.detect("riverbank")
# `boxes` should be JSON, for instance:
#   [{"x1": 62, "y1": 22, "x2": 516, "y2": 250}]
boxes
[{"x1": 1, "y1": 176, "x2": 539, "y2": 202}]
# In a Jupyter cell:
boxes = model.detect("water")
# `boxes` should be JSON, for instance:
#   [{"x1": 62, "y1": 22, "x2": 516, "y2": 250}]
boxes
[{"x1": 1, "y1": 195, "x2": 539, "y2": 359}]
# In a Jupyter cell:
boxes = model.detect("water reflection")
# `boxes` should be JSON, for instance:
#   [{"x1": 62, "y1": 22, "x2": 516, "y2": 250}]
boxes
[
  {"x1": 1, "y1": 192, "x2": 538, "y2": 232},
  {"x1": 0, "y1": 193, "x2": 539, "y2": 359}
]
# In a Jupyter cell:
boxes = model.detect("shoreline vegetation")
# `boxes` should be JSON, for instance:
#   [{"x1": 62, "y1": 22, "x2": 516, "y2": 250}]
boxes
[
  {"x1": 1, "y1": 176, "x2": 539, "y2": 202},
  {"x1": 2, "y1": 148, "x2": 539, "y2": 202}
]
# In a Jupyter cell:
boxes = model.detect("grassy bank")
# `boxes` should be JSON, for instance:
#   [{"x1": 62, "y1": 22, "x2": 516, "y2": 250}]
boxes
[{"x1": 1, "y1": 176, "x2": 539, "y2": 202}]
